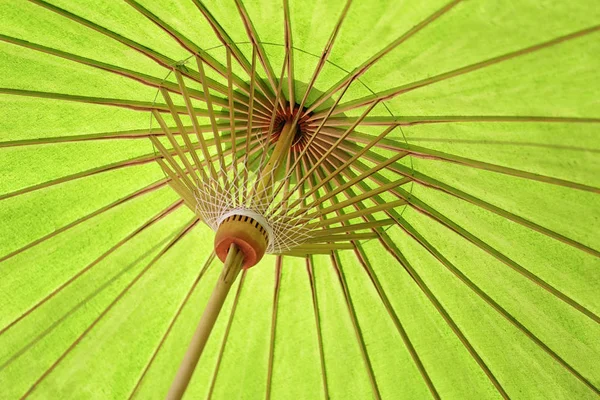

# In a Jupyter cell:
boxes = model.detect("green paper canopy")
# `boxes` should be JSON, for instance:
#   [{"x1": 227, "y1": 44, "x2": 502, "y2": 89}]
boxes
[{"x1": 1, "y1": 0, "x2": 599, "y2": 399}]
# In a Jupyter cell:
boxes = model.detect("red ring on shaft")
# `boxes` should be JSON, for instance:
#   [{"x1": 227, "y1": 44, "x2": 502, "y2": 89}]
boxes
[{"x1": 214, "y1": 215, "x2": 269, "y2": 269}]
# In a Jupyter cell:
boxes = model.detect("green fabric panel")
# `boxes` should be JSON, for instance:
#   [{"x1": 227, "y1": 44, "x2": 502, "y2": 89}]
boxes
[
  {"x1": 336, "y1": 249, "x2": 433, "y2": 399},
  {"x1": 360, "y1": 239, "x2": 500, "y2": 399},
  {"x1": 269, "y1": 256, "x2": 322, "y2": 399},
  {"x1": 384, "y1": 222, "x2": 599, "y2": 398},
  {"x1": 401, "y1": 206, "x2": 600, "y2": 388},
  {"x1": 311, "y1": 254, "x2": 374, "y2": 400}
]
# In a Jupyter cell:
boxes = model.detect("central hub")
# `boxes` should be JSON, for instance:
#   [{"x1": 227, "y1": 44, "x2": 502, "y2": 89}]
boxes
[
  {"x1": 214, "y1": 213, "x2": 269, "y2": 269},
  {"x1": 268, "y1": 104, "x2": 312, "y2": 152}
]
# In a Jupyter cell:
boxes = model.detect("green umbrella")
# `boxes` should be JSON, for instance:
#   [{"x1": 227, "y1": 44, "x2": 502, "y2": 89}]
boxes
[{"x1": 1, "y1": 0, "x2": 599, "y2": 398}]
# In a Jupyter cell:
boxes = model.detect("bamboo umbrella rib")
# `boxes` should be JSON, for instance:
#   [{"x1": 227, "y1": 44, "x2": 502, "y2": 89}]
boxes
[
  {"x1": 376, "y1": 231, "x2": 510, "y2": 399},
  {"x1": 305, "y1": 257, "x2": 330, "y2": 399},
  {"x1": 303, "y1": 157, "x2": 382, "y2": 399},
  {"x1": 277, "y1": 0, "x2": 353, "y2": 143},
  {"x1": 322, "y1": 148, "x2": 507, "y2": 398},
  {"x1": 0, "y1": 199, "x2": 184, "y2": 338},
  {"x1": 352, "y1": 244, "x2": 441, "y2": 399},
  {"x1": 285, "y1": 125, "x2": 399, "y2": 211},
  {"x1": 286, "y1": 146, "x2": 407, "y2": 216},
  {"x1": 190, "y1": 0, "x2": 277, "y2": 107},
  {"x1": 294, "y1": 163, "x2": 329, "y2": 400},
  {"x1": 28, "y1": 0, "x2": 257, "y2": 109},
  {"x1": 122, "y1": 0, "x2": 273, "y2": 117},
  {"x1": 326, "y1": 134, "x2": 600, "y2": 195},
  {"x1": 304, "y1": 233, "x2": 378, "y2": 243},
  {"x1": 0, "y1": 129, "x2": 258, "y2": 205},
  {"x1": 206, "y1": 271, "x2": 248, "y2": 399},
  {"x1": 19, "y1": 217, "x2": 200, "y2": 398},
  {"x1": 0, "y1": 152, "x2": 159, "y2": 201},
  {"x1": 294, "y1": 0, "x2": 352, "y2": 120},
  {"x1": 174, "y1": 70, "x2": 220, "y2": 182},
  {"x1": 0, "y1": 34, "x2": 242, "y2": 113},
  {"x1": 0, "y1": 178, "x2": 169, "y2": 264},
  {"x1": 281, "y1": 149, "x2": 295, "y2": 217},
  {"x1": 283, "y1": 0, "x2": 294, "y2": 113},
  {"x1": 305, "y1": 201, "x2": 405, "y2": 229},
  {"x1": 329, "y1": 139, "x2": 598, "y2": 261},
  {"x1": 226, "y1": 49, "x2": 239, "y2": 173},
  {"x1": 0, "y1": 88, "x2": 224, "y2": 117},
  {"x1": 304, "y1": 179, "x2": 408, "y2": 221},
  {"x1": 330, "y1": 253, "x2": 383, "y2": 400},
  {"x1": 319, "y1": 115, "x2": 600, "y2": 127},
  {"x1": 234, "y1": 0, "x2": 286, "y2": 111},
  {"x1": 155, "y1": 159, "x2": 197, "y2": 209},
  {"x1": 265, "y1": 257, "x2": 282, "y2": 400},
  {"x1": 0, "y1": 235, "x2": 180, "y2": 375},
  {"x1": 311, "y1": 25, "x2": 600, "y2": 118},
  {"x1": 272, "y1": 100, "x2": 379, "y2": 215},
  {"x1": 150, "y1": 136, "x2": 196, "y2": 193},
  {"x1": 308, "y1": 138, "x2": 412, "y2": 203},
  {"x1": 399, "y1": 142, "x2": 600, "y2": 193},
  {"x1": 302, "y1": 0, "x2": 462, "y2": 116},
  {"x1": 121, "y1": 1, "x2": 252, "y2": 107},
  {"x1": 301, "y1": 149, "x2": 392, "y2": 235},
  {"x1": 317, "y1": 147, "x2": 600, "y2": 325},
  {"x1": 316, "y1": 150, "x2": 598, "y2": 396},
  {"x1": 128, "y1": 253, "x2": 216, "y2": 400},
  {"x1": 407, "y1": 169, "x2": 600, "y2": 258},
  {"x1": 195, "y1": 56, "x2": 228, "y2": 182},
  {"x1": 310, "y1": 219, "x2": 395, "y2": 237},
  {"x1": 242, "y1": 49, "x2": 258, "y2": 201},
  {"x1": 252, "y1": 48, "x2": 290, "y2": 187},
  {"x1": 317, "y1": 155, "x2": 507, "y2": 395},
  {"x1": 340, "y1": 146, "x2": 600, "y2": 326},
  {"x1": 152, "y1": 110, "x2": 201, "y2": 188},
  {"x1": 268, "y1": 76, "x2": 356, "y2": 205},
  {"x1": 404, "y1": 192, "x2": 600, "y2": 325},
  {"x1": 312, "y1": 156, "x2": 441, "y2": 398},
  {"x1": 317, "y1": 127, "x2": 407, "y2": 153},
  {"x1": 28, "y1": 0, "x2": 173, "y2": 66},
  {"x1": 393, "y1": 216, "x2": 600, "y2": 396},
  {"x1": 0, "y1": 123, "x2": 257, "y2": 148},
  {"x1": 160, "y1": 87, "x2": 209, "y2": 183}
]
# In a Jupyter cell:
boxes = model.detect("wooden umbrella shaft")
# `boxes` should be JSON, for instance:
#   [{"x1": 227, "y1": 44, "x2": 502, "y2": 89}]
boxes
[
  {"x1": 166, "y1": 244, "x2": 244, "y2": 400},
  {"x1": 167, "y1": 120, "x2": 296, "y2": 399}
]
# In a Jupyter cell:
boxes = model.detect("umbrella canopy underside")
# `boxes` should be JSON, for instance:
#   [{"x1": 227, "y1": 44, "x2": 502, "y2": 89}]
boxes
[{"x1": 1, "y1": 0, "x2": 599, "y2": 399}]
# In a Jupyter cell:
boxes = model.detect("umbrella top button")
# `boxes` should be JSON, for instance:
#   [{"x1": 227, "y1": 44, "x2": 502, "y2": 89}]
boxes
[
  {"x1": 267, "y1": 103, "x2": 312, "y2": 152},
  {"x1": 214, "y1": 214, "x2": 269, "y2": 269}
]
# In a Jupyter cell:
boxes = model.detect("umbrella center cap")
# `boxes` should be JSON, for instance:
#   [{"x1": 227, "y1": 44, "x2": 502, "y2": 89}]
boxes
[{"x1": 269, "y1": 103, "x2": 312, "y2": 152}]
